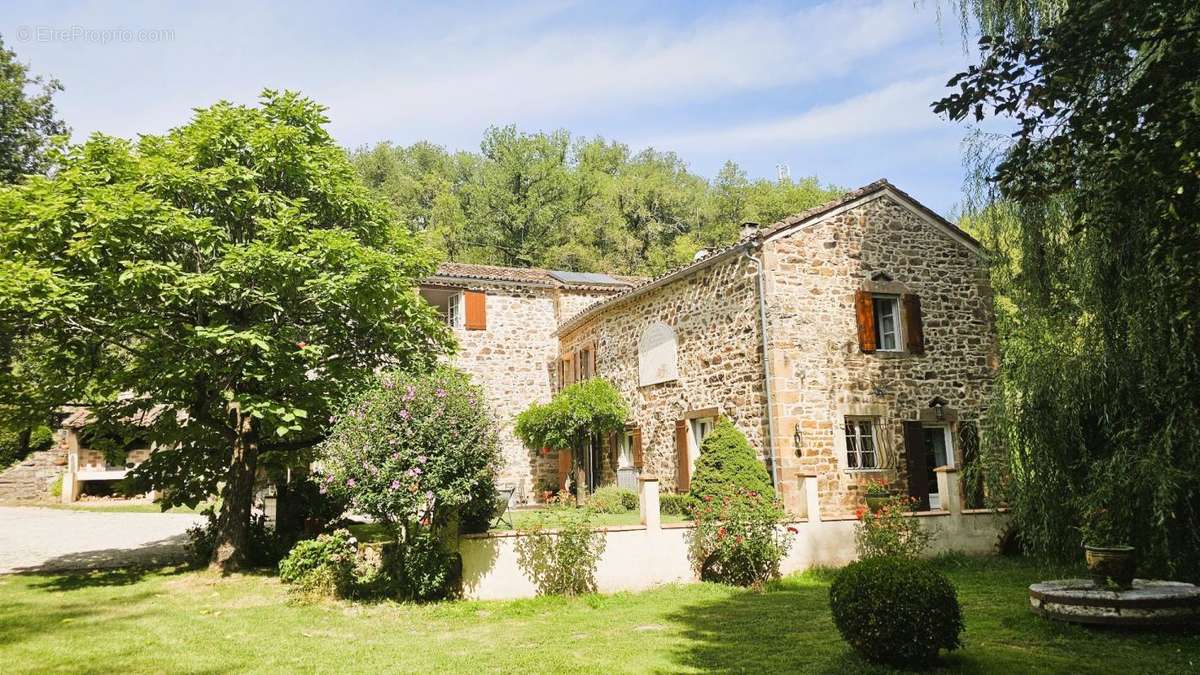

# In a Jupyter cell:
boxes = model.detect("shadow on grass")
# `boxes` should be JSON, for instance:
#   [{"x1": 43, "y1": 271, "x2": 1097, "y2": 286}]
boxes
[
  {"x1": 663, "y1": 577, "x2": 887, "y2": 674},
  {"x1": 8, "y1": 534, "x2": 193, "y2": 578}
]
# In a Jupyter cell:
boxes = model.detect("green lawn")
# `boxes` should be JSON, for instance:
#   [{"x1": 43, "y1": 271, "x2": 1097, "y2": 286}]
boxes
[{"x1": 1, "y1": 556, "x2": 1196, "y2": 673}]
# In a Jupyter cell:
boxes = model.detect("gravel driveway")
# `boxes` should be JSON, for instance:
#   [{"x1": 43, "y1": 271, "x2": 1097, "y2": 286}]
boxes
[{"x1": 0, "y1": 506, "x2": 204, "y2": 573}]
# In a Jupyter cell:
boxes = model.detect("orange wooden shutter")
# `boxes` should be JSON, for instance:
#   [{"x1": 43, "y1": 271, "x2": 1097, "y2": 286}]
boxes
[
  {"x1": 675, "y1": 420, "x2": 690, "y2": 492},
  {"x1": 854, "y1": 290, "x2": 876, "y2": 353},
  {"x1": 557, "y1": 448, "x2": 572, "y2": 491},
  {"x1": 902, "y1": 293, "x2": 925, "y2": 354},
  {"x1": 464, "y1": 291, "x2": 487, "y2": 330},
  {"x1": 632, "y1": 428, "x2": 643, "y2": 469}
]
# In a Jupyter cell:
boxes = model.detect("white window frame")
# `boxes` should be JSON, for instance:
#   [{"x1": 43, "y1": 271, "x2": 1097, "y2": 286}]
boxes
[
  {"x1": 688, "y1": 417, "x2": 716, "y2": 477},
  {"x1": 618, "y1": 430, "x2": 636, "y2": 470},
  {"x1": 873, "y1": 294, "x2": 903, "y2": 352},
  {"x1": 445, "y1": 291, "x2": 464, "y2": 328},
  {"x1": 843, "y1": 417, "x2": 880, "y2": 471}
]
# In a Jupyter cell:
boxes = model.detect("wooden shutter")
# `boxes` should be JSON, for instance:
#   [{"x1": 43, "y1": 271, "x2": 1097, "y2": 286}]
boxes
[
  {"x1": 589, "y1": 344, "x2": 597, "y2": 379},
  {"x1": 464, "y1": 291, "x2": 487, "y2": 330},
  {"x1": 632, "y1": 428, "x2": 643, "y2": 469},
  {"x1": 675, "y1": 420, "x2": 690, "y2": 492},
  {"x1": 902, "y1": 421, "x2": 930, "y2": 511},
  {"x1": 557, "y1": 448, "x2": 572, "y2": 490},
  {"x1": 902, "y1": 293, "x2": 925, "y2": 354},
  {"x1": 854, "y1": 290, "x2": 876, "y2": 353}
]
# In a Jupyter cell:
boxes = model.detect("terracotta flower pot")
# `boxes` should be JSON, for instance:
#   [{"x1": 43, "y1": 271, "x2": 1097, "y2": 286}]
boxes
[
  {"x1": 1084, "y1": 544, "x2": 1136, "y2": 589},
  {"x1": 865, "y1": 496, "x2": 889, "y2": 514}
]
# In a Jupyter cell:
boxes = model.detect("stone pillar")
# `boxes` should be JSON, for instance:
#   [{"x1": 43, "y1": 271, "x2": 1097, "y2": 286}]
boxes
[
  {"x1": 638, "y1": 475, "x2": 661, "y2": 531},
  {"x1": 935, "y1": 466, "x2": 960, "y2": 515}
]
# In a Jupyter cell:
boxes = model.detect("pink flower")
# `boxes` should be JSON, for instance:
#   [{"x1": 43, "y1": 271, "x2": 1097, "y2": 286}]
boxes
[
  {"x1": 390, "y1": 480, "x2": 401, "y2": 490},
  {"x1": 434, "y1": 388, "x2": 447, "y2": 398},
  {"x1": 297, "y1": 341, "x2": 307, "y2": 349},
  {"x1": 399, "y1": 409, "x2": 410, "y2": 420},
  {"x1": 416, "y1": 455, "x2": 427, "y2": 464},
  {"x1": 346, "y1": 478, "x2": 357, "y2": 487},
  {"x1": 403, "y1": 386, "x2": 416, "y2": 401}
]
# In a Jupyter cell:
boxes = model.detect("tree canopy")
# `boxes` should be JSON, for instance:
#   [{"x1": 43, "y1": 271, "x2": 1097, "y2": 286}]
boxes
[
  {"x1": 351, "y1": 128, "x2": 844, "y2": 276},
  {"x1": 0, "y1": 34, "x2": 68, "y2": 184},
  {"x1": 0, "y1": 90, "x2": 452, "y2": 570},
  {"x1": 936, "y1": 0, "x2": 1200, "y2": 578}
]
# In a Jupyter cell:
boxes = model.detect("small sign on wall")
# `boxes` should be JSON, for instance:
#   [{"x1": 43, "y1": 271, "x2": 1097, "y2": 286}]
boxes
[{"x1": 639, "y1": 321, "x2": 679, "y2": 386}]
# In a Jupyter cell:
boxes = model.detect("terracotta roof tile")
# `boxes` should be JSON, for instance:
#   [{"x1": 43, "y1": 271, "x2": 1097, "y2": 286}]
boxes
[{"x1": 427, "y1": 262, "x2": 647, "y2": 290}]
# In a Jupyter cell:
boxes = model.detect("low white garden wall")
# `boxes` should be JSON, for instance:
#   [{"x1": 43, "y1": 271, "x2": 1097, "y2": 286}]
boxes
[{"x1": 458, "y1": 472, "x2": 1008, "y2": 600}]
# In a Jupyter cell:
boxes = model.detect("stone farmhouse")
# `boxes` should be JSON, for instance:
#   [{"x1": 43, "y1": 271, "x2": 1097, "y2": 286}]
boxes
[{"x1": 422, "y1": 179, "x2": 997, "y2": 518}]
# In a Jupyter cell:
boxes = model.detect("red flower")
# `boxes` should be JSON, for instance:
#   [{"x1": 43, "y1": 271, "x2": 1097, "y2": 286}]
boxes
[
  {"x1": 735, "y1": 535, "x2": 744, "y2": 544},
  {"x1": 297, "y1": 341, "x2": 307, "y2": 349},
  {"x1": 717, "y1": 527, "x2": 726, "y2": 540},
  {"x1": 703, "y1": 495, "x2": 713, "y2": 502},
  {"x1": 855, "y1": 506, "x2": 867, "y2": 520},
  {"x1": 786, "y1": 526, "x2": 799, "y2": 534}
]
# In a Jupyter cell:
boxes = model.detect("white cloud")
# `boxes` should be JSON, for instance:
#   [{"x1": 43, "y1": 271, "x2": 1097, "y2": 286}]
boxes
[
  {"x1": 644, "y1": 75, "x2": 951, "y2": 152},
  {"x1": 322, "y1": 0, "x2": 932, "y2": 140}
]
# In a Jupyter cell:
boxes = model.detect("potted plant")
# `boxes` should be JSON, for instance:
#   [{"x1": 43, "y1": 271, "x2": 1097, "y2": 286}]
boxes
[
  {"x1": 535, "y1": 476, "x2": 559, "y2": 504},
  {"x1": 863, "y1": 478, "x2": 892, "y2": 514},
  {"x1": 1081, "y1": 503, "x2": 1135, "y2": 589}
]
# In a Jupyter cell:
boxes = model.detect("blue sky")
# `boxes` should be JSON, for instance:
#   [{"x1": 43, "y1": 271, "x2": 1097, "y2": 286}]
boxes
[{"x1": 4, "y1": 0, "x2": 991, "y2": 216}]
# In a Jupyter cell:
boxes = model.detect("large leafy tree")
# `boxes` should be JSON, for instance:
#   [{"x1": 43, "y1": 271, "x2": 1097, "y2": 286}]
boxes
[
  {"x1": 936, "y1": 0, "x2": 1200, "y2": 577},
  {"x1": 0, "y1": 90, "x2": 452, "y2": 570},
  {"x1": 350, "y1": 133, "x2": 842, "y2": 276},
  {"x1": 0, "y1": 34, "x2": 68, "y2": 184}
]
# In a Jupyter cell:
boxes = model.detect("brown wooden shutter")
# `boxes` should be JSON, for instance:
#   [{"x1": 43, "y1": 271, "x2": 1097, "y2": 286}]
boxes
[
  {"x1": 675, "y1": 420, "x2": 690, "y2": 492},
  {"x1": 589, "y1": 344, "x2": 597, "y2": 379},
  {"x1": 902, "y1": 421, "x2": 930, "y2": 511},
  {"x1": 632, "y1": 428, "x2": 643, "y2": 469},
  {"x1": 464, "y1": 291, "x2": 487, "y2": 330},
  {"x1": 557, "y1": 448, "x2": 572, "y2": 491},
  {"x1": 902, "y1": 293, "x2": 925, "y2": 354},
  {"x1": 854, "y1": 290, "x2": 877, "y2": 353}
]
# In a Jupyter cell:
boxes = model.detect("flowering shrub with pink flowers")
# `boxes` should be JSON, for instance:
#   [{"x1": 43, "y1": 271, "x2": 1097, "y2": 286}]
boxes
[
  {"x1": 686, "y1": 488, "x2": 792, "y2": 588},
  {"x1": 318, "y1": 367, "x2": 501, "y2": 537}
]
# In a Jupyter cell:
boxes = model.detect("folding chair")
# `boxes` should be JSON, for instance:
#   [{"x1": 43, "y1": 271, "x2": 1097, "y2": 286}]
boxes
[{"x1": 491, "y1": 484, "x2": 517, "y2": 529}]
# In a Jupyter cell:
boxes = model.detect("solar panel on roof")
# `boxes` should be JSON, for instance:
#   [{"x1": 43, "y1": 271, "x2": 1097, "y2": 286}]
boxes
[{"x1": 547, "y1": 270, "x2": 627, "y2": 286}]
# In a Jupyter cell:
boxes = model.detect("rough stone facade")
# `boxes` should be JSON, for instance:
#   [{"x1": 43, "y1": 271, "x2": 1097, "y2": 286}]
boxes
[
  {"x1": 431, "y1": 184, "x2": 997, "y2": 517},
  {"x1": 559, "y1": 254, "x2": 769, "y2": 491},
  {"x1": 760, "y1": 193, "x2": 996, "y2": 517},
  {"x1": 424, "y1": 275, "x2": 632, "y2": 502}
]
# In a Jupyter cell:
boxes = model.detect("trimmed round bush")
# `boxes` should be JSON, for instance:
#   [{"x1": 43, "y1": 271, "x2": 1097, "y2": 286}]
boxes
[
  {"x1": 688, "y1": 418, "x2": 774, "y2": 506},
  {"x1": 829, "y1": 557, "x2": 963, "y2": 667},
  {"x1": 588, "y1": 486, "x2": 636, "y2": 514},
  {"x1": 659, "y1": 492, "x2": 692, "y2": 517}
]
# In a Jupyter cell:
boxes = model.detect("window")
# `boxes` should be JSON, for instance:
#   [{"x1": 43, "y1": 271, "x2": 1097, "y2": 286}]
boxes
[
  {"x1": 844, "y1": 418, "x2": 878, "y2": 469},
  {"x1": 578, "y1": 346, "x2": 592, "y2": 380},
  {"x1": 873, "y1": 295, "x2": 901, "y2": 351},
  {"x1": 688, "y1": 416, "x2": 715, "y2": 475},
  {"x1": 445, "y1": 292, "x2": 463, "y2": 328},
  {"x1": 618, "y1": 430, "x2": 635, "y2": 470}
]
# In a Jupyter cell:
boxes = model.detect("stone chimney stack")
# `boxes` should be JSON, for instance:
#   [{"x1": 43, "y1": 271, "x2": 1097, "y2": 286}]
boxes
[{"x1": 740, "y1": 221, "x2": 760, "y2": 239}]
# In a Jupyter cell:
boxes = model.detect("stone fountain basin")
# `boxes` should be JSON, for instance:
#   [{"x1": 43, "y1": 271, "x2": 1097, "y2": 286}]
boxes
[{"x1": 1030, "y1": 579, "x2": 1200, "y2": 626}]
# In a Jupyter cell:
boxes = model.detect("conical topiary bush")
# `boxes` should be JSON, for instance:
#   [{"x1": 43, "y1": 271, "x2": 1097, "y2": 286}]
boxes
[{"x1": 688, "y1": 418, "x2": 774, "y2": 506}]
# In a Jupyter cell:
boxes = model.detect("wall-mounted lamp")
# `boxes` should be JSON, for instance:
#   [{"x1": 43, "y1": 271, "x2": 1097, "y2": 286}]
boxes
[{"x1": 929, "y1": 396, "x2": 949, "y2": 422}]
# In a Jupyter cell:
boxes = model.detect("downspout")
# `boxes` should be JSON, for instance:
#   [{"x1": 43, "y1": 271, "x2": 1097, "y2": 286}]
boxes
[{"x1": 741, "y1": 239, "x2": 782, "y2": 491}]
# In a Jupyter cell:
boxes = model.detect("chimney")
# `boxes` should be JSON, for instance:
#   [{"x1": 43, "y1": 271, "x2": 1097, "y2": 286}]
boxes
[{"x1": 740, "y1": 221, "x2": 760, "y2": 239}]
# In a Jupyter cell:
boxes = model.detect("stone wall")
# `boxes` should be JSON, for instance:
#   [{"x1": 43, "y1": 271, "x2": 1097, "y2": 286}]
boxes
[
  {"x1": 443, "y1": 284, "x2": 627, "y2": 502},
  {"x1": 761, "y1": 193, "x2": 997, "y2": 517},
  {"x1": 0, "y1": 431, "x2": 67, "y2": 501},
  {"x1": 559, "y1": 253, "x2": 768, "y2": 493}
]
